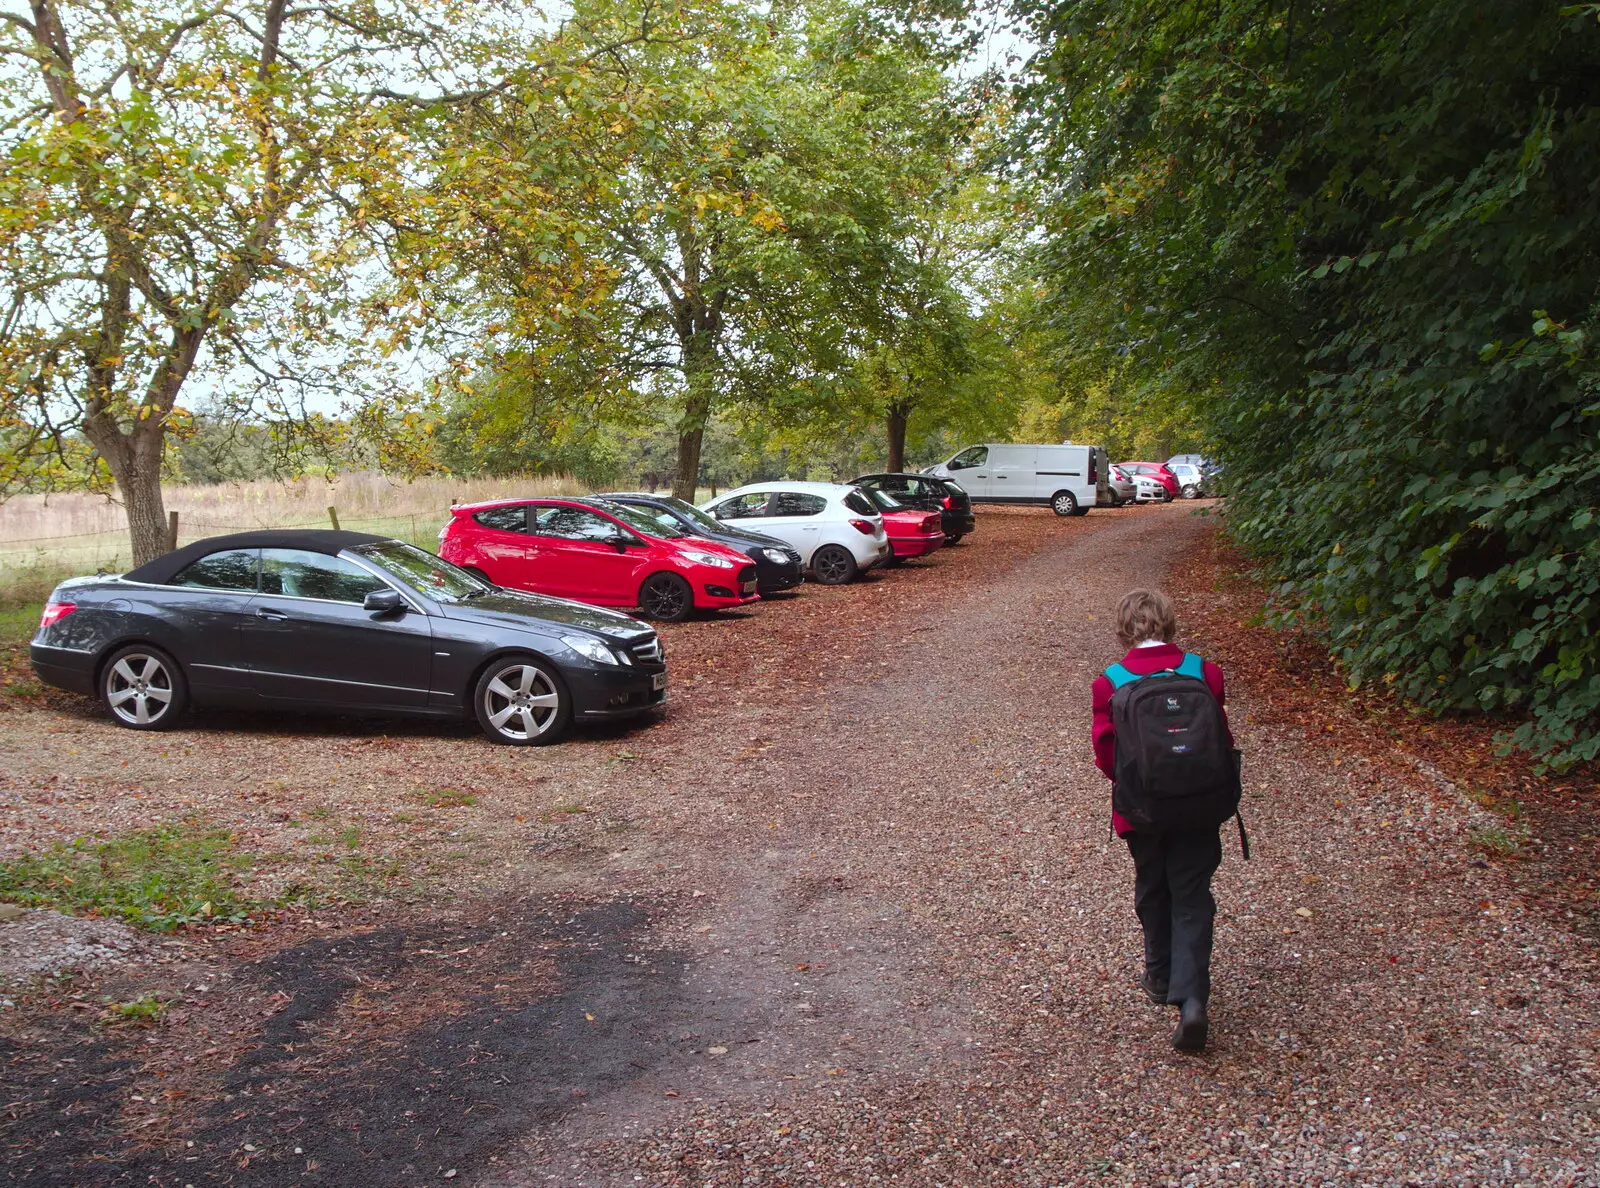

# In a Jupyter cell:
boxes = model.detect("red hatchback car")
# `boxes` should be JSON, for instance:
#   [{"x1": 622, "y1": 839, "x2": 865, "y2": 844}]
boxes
[
  {"x1": 1117, "y1": 462, "x2": 1180, "y2": 498},
  {"x1": 440, "y1": 497, "x2": 759, "y2": 621},
  {"x1": 862, "y1": 488, "x2": 944, "y2": 562}
]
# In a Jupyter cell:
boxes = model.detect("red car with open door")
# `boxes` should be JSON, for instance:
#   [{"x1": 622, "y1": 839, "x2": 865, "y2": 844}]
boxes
[
  {"x1": 439, "y1": 497, "x2": 758, "y2": 622},
  {"x1": 860, "y1": 488, "x2": 944, "y2": 563}
]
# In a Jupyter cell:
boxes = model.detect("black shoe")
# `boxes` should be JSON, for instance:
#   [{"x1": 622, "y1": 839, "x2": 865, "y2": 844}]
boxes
[
  {"x1": 1172, "y1": 998, "x2": 1208, "y2": 1052},
  {"x1": 1140, "y1": 970, "x2": 1169, "y2": 1007}
]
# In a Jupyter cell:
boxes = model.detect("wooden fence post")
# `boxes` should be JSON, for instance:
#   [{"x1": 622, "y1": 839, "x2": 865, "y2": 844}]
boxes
[
  {"x1": 167, "y1": 511, "x2": 179, "y2": 552},
  {"x1": 327, "y1": 506, "x2": 340, "y2": 531}
]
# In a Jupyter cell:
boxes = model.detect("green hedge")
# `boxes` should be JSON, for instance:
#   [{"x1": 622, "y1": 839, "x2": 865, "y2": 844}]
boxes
[{"x1": 1016, "y1": 0, "x2": 1600, "y2": 766}]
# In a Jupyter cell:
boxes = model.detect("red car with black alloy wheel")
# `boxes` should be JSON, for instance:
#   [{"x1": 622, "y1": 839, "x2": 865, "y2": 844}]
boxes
[
  {"x1": 860, "y1": 488, "x2": 944, "y2": 563},
  {"x1": 439, "y1": 497, "x2": 758, "y2": 622}
]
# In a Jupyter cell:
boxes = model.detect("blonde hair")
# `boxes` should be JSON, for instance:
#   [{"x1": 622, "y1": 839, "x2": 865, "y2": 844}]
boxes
[{"x1": 1115, "y1": 588, "x2": 1176, "y2": 649}]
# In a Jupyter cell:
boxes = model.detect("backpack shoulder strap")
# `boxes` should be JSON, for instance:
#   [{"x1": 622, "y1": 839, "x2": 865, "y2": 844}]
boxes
[
  {"x1": 1104, "y1": 663, "x2": 1141, "y2": 690},
  {"x1": 1175, "y1": 652, "x2": 1206, "y2": 680}
]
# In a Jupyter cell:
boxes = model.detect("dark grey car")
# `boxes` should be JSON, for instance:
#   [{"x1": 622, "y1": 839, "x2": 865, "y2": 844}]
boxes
[{"x1": 29, "y1": 529, "x2": 667, "y2": 745}]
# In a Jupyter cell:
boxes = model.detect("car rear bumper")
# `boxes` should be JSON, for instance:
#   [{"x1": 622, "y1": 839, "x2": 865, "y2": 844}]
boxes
[
  {"x1": 30, "y1": 644, "x2": 96, "y2": 695},
  {"x1": 941, "y1": 511, "x2": 976, "y2": 535},
  {"x1": 567, "y1": 664, "x2": 668, "y2": 718},
  {"x1": 889, "y1": 533, "x2": 945, "y2": 558}
]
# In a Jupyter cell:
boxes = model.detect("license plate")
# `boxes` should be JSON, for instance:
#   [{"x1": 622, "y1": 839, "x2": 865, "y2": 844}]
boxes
[
  {"x1": 741, "y1": 580, "x2": 757, "y2": 595},
  {"x1": 651, "y1": 671, "x2": 667, "y2": 691}
]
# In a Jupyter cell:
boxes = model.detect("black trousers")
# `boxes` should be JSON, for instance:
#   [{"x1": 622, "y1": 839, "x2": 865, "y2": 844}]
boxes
[{"x1": 1126, "y1": 829, "x2": 1223, "y2": 1005}]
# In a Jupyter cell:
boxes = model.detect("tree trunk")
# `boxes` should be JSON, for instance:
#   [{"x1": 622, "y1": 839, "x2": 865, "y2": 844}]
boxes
[
  {"x1": 672, "y1": 399, "x2": 710, "y2": 502},
  {"x1": 886, "y1": 400, "x2": 911, "y2": 473},
  {"x1": 672, "y1": 333, "x2": 716, "y2": 501},
  {"x1": 88, "y1": 429, "x2": 170, "y2": 567}
]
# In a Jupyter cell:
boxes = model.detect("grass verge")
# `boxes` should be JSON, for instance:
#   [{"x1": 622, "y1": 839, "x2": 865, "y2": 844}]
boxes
[{"x1": 0, "y1": 823, "x2": 255, "y2": 931}]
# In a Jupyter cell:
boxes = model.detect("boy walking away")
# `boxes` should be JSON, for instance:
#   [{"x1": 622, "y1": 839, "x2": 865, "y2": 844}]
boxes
[{"x1": 1091, "y1": 588, "x2": 1244, "y2": 1053}]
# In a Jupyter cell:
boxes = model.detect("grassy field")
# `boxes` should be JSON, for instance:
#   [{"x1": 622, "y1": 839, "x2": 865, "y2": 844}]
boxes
[{"x1": 0, "y1": 472, "x2": 588, "y2": 606}]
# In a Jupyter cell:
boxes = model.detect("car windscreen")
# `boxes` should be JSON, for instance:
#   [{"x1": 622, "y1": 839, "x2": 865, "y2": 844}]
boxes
[
  {"x1": 938, "y1": 480, "x2": 966, "y2": 497},
  {"x1": 656, "y1": 497, "x2": 724, "y2": 533},
  {"x1": 355, "y1": 541, "x2": 491, "y2": 602},
  {"x1": 597, "y1": 500, "x2": 691, "y2": 539},
  {"x1": 864, "y1": 488, "x2": 905, "y2": 511}
]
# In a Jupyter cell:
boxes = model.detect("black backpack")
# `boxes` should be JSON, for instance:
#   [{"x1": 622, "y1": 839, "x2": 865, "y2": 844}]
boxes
[{"x1": 1107, "y1": 653, "x2": 1248, "y2": 854}]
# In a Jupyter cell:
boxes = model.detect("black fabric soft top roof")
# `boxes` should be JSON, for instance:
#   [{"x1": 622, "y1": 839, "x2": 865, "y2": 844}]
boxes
[{"x1": 122, "y1": 529, "x2": 392, "y2": 586}]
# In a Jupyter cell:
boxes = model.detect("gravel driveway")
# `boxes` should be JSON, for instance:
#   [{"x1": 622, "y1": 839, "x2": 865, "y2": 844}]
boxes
[{"x1": 2, "y1": 503, "x2": 1595, "y2": 1186}]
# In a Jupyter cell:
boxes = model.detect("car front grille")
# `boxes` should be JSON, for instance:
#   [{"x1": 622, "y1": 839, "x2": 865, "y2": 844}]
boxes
[
  {"x1": 737, "y1": 564, "x2": 757, "y2": 585},
  {"x1": 630, "y1": 636, "x2": 663, "y2": 663},
  {"x1": 781, "y1": 547, "x2": 801, "y2": 565}
]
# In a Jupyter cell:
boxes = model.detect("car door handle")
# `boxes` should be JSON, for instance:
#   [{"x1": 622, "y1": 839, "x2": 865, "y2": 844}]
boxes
[
  {"x1": 255, "y1": 608, "x2": 288, "y2": 621},
  {"x1": 995, "y1": 475, "x2": 1008, "y2": 479}
]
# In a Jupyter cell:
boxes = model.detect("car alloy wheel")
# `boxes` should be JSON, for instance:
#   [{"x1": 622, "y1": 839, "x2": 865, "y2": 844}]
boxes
[
  {"x1": 102, "y1": 645, "x2": 187, "y2": 730},
  {"x1": 1051, "y1": 490, "x2": 1078, "y2": 517},
  {"x1": 475, "y1": 657, "x2": 571, "y2": 745},
  {"x1": 638, "y1": 572, "x2": 693, "y2": 622},
  {"x1": 1182, "y1": 484, "x2": 1200, "y2": 499},
  {"x1": 811, "y1": 544, "x2": 858, "y2": 585}
]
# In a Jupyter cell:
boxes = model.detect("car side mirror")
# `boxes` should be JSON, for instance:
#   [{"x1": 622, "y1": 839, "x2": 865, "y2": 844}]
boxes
[
  {"x1": 363, "y1": 589, "x2": 405, "y2": 614},
  {"x1": 608, "y1": 532, "x2": 633, "y2": 553}
]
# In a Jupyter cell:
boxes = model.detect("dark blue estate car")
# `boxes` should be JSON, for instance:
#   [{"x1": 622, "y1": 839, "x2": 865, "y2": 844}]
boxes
[{"x1": 30, "y1": 529, "x2": 667, "y2": 745}]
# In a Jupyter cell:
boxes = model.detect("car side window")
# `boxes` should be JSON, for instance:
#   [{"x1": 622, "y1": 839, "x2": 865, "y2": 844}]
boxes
[
  {"x1": 714, "y1": 493, "x2": 771, "y2": 519},
  {"x1": 841, "y1": 491, "x2": 876, "y2": 516},
  {"x1": 171, "y1": 548, "x2": 259, "y2": 591},
  {"x1": 879, "y1": 477, "x2": 915, "y2": 495},
  {"x1": 259, "y1": 549, "x2": 389, "y2": 603},
  {"x1": 771, "y1": 492, "x2": 826, "y2": 517},
  {"x1": 474, "y1": 506, "x2": 527, "y2": 532},
  {"x1": 536, "y1": 507, "x2": 621, "y2": 542},
  {"x1": 949, "y1": 446, "x2": 987, "y2": 470}
]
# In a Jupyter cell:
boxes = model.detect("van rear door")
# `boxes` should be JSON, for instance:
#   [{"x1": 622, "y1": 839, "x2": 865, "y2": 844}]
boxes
[{"x1": 1035, "y1": 445, "x2": 1092, "y2": 504}]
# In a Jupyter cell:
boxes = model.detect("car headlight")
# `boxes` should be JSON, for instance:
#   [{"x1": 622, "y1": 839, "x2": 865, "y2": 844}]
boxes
[
  {"x1": 762, "y1": 548, "x2": 789, "y2": 564},
  {"x1": 561, "y1": 634, "x2": 620, "y2": 665},
  {"x1": 682, "y1": 548, "x2": 736, "y2": 569}
]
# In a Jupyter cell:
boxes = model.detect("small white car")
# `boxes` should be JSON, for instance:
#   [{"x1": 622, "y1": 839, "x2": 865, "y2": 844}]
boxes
[
  {"x1": 1130, "y1": 473, "x2": 1169, "y2": 503},
  {"x1": 701, "y1": 482, "x2": 891, "y2": 585}
]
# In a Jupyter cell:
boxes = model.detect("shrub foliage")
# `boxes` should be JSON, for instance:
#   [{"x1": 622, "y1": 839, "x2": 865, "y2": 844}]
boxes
[{"x1": 1015, "y1": 0, "x2": 1600, "y2": 765}]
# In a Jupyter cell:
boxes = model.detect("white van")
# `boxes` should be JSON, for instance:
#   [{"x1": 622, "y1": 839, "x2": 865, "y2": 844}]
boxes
[{"x1": 928, "y1": 443, "x2": 1109, "y2": 516}]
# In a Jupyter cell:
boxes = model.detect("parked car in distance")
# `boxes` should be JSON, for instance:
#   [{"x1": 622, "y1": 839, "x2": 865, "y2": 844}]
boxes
[
  {"x1": 1169, "y1": 463, "x2": 1207, "y2": 498},
  {"x1": 1116, "y1": 461, "x2": 1180, "y2": 499},
  {"x1": 850, "y1": 472, "x2": 976, "y2": 544},
  {"x1": 1167, "y1": 453, "x2": 1209, "y2": 471},
  {"x1": 1104, "y1": 465, "x2": 1137, "y2": 507},
  {"x1": 440, "y1": 497, "x2": 757, "y2": 622},
  {"x1": 594, "y1": 492, "x2": 804, "y2": 595},
  {"x1": 700, "y1": 482, "x2": 891, "y2": 585},
  {"x1": 857, "y1": 487, "x2": 944, "y2": 563},
  {"x1": 29, "y1": 530, "x2": 668, "y2": 745},
  {"x1": 1128, "y1": 471, "x2": 1170, "y2": 502},
  {"x1": 926, "y1": 442, "x2": 1107, "y2": 516}
]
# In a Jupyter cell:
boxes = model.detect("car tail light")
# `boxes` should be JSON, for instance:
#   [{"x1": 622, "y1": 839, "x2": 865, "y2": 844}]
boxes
[
  {"x1": 39, "y1": 601, "x2": 76, "y2": 629},
  {"x1": 941, "y1": 495, "x2": 955, "y2": 509},
  {"x1": 924, "y1": 515, "x2": 941, "y2": 532},
  {"x1": 849, "y1": 519, "x2": 874, "y2": 535}
]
